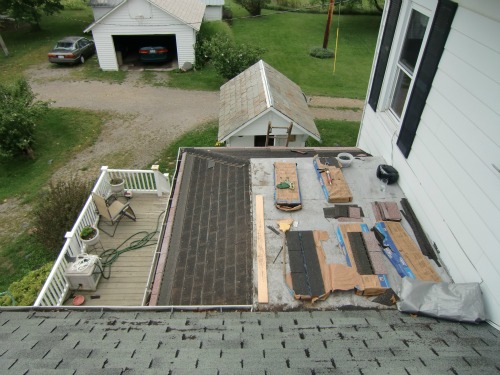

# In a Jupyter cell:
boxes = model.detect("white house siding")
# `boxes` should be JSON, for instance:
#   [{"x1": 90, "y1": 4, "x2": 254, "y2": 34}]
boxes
[
  {"x1": 92, "y1": 8, "x2": 112, "y2": 21},
  {"x1": 203, "y1": 6, "x2": 222, "y2": 21},
  {"x1": 226, "y1": 110, "x2": 311, "y2": 147},
  {"x1": 358, "y1": 2, "x2": 500, "y2": 327},
  {"x1": 89, "y1": 0, "x2": 198, "y2": 71}
]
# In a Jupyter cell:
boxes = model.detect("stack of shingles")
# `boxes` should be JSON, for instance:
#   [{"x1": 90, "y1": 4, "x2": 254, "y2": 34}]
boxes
[
  {"x1": 372, "y1": 201, "x2": 401, "y2": 222},
  {"x1": 323, "y1": 205, "x2": 364, "y2": 222},
  {"x1": 361, "y1": 231, "x2": 387, "y2": 275},
  {"x1": 346, "y1": 231, "x2": 387, "y2": 275}
]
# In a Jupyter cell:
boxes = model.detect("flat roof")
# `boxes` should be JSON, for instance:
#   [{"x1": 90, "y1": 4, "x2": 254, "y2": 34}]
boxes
[{"x1": 152, "y1": 147, "x2": 447, "y2": 310}]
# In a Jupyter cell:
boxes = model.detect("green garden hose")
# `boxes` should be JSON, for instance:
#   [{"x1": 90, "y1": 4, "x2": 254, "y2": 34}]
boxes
[{"x1": 96, "y1": 210, "x2": 166, "y2": 279}]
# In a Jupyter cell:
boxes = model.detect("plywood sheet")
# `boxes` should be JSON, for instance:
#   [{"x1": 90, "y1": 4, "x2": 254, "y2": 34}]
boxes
[
  {"x1": 313, "y1": 156, "x2": 352, "y2": 203},
  {"x1": 274, "y1": 162, "x2": 301, "y2": 211}
]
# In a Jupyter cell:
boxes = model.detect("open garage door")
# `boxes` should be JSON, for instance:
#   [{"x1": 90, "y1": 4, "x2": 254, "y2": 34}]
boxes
[{"x1": 112, "y1": 34, "x2": 177, "y2": 68}]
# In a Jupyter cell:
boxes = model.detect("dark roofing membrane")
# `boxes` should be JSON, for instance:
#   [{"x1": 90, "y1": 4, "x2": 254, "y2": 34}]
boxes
[{"x1": 157, "y1": 150, "x2": 252, "y2": 305}]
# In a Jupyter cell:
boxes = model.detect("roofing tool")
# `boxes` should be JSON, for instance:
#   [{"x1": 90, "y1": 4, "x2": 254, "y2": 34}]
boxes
[{"x1": 373, "y1": 222, "x2": 415, "y2": 279}]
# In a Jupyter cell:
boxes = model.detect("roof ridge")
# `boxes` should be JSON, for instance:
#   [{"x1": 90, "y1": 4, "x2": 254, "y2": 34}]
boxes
[{"x1": 259, "y1": 60, "x2": 273, "y2": 108}]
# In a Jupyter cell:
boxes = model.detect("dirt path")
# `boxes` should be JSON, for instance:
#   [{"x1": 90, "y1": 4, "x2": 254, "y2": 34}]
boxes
[{"x1": 308, "y1": 97, "x2": 364, "y2": 122}]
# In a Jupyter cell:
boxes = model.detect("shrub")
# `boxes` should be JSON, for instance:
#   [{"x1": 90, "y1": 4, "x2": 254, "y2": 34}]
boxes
[
  {"x1": 33, "y1": 177, "x2": 94, "y2": 253},
  {"x1": 204, "y1": 34, "x2": 265, "y2": 79},
  {"x1": 0, "y1": 262, "x2": 53, "y2": 306},
  {"x1": 222, "y1": 6, "x2": 233, "y2": 24},
  {"x1": 276, "y1": 0, "x2": 301, "y2": 8},
  {"x1": 61, "y1": 0, "x2": 87, "y2": 10},
  {"x1": 309, "y1": 46, "x2": 335, "y2": 59},
  {"x1": 234, "y1": 0, "x2": 270, "y2": 16},
  {"x1": 0, "y1": 79, "x2": 48, "y2": 158},
  {"x1": 195, "y1": 21, "x2": 233, "y2": 69}
]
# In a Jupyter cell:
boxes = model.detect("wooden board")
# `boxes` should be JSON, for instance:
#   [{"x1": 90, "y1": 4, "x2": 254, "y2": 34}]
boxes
[
  {"x1": 274, "y1": 162, "x2": 302, "y2": 211},
  {"x1": 313, "y1": 156, "x2": 352, "y2": 203},
  {"x1": 255, "y1": 195, "x2": 268, "y2": 303},
  {"x1": 384, "y1": 221, "x2": 441, "y2": 282}
]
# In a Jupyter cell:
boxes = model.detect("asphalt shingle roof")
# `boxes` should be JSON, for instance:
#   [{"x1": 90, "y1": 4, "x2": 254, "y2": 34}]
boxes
[
  {"x1": 218, "y1": 60, "x2": 320, "y2": 142},
  {"x1": 1, "y1": 309, "x2": 499, "y2": 374}
]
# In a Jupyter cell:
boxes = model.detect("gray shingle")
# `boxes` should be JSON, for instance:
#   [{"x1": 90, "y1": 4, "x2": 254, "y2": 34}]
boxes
[{"x1": 1, "y1": 309, "x2": 499, "y2": 374}]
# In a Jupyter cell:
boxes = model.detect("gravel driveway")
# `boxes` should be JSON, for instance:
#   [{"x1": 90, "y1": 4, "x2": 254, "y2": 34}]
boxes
[{"x1": 29, "y1": 68, "x2": 219, "y2": 180}]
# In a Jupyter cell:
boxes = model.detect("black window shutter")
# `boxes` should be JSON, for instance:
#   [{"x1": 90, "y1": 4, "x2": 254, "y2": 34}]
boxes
[
  {"x1": 368, "y1": 0, "x2": 402, "y2": 111},
  {"x1": 396, "y1": 0, "x2": 457, "y2": 158}
]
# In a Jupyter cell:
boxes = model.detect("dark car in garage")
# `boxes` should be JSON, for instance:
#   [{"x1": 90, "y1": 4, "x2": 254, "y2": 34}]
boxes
[
  {"x1": 48, "y1": 36, "x2": 95, "y2": 65},
  {"x1": 138, "y1": 46, "x2": 170, "y2": 63}
]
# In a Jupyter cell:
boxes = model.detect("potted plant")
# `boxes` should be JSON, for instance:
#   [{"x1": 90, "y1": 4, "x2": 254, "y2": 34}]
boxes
[
  {"x1": 109, "y1": 177, "x2": 125, "y2": 193},
  {"x1": 80, "y1": 226, "x2": 100, "y2": 246}
]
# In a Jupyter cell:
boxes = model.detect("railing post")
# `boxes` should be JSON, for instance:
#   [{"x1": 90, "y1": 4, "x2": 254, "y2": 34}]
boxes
[
  {"x1": 100, "y1": 166, "x2": 109, "y2": 180},
  {"x1": 151, "y1": 165, "x2": 170, "y2": 197}
]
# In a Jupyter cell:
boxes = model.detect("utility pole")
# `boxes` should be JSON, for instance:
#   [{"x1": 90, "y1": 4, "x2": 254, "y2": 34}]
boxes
[
  {"x1": 322, "y1": 0, "x2": 335, "y2": 49},
  {"x1": 0, "y1": 34, "x2": 9, "y2": 56}
]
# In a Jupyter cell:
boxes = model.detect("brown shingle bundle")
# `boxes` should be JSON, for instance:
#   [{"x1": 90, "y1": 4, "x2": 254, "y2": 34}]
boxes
[{"x1": 372, "y1": 201, "x2": 401, "y2": 222}]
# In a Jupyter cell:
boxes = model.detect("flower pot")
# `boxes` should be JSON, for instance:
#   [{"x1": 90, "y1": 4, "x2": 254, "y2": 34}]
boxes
[
  {"x1": 110, "y1": 178, "x2": 125, "y2": 193},
  {"x1": 80, "y1": 227, "x2": 100, "y2": 246}
]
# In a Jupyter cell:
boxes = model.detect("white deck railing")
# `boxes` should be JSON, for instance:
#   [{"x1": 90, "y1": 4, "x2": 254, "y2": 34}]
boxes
[{"x1": 34, "y1": 166, "x2": 170, "y2": 307}]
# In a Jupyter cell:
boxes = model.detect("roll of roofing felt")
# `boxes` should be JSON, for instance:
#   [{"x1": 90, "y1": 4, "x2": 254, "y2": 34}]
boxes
[{"x1": 376, "y1": 164, "x2": 399, "y2": 184}]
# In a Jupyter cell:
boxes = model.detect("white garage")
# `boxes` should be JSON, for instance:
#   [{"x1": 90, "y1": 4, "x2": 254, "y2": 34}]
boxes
[{"x1": 85, "y1": 0, "x2": 205, "y2": 71}]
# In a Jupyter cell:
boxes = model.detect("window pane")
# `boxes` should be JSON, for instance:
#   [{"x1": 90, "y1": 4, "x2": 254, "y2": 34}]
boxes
[
  {"x1": 391, "y1": 69, "x2": 411, "y2": 118},
  {"x1": 400, "y1": 10, "x2": 429, "y2": 73}
]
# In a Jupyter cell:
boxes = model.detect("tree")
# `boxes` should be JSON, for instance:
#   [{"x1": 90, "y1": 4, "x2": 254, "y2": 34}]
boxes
[
  {"x1": 0, "y1": 79, "x2": 48, "y2": 158},
  {"x1": 0, "y1": 0, "x2": 63, "y2": 30},
  {"x1": 234, "y1": 0, "x2": 270, "y2": 16}
]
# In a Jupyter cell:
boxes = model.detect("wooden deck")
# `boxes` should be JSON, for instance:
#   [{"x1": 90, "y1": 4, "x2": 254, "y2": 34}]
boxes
[{"x1": 65, "y1": 193, "x2": 169, "y2": 306}]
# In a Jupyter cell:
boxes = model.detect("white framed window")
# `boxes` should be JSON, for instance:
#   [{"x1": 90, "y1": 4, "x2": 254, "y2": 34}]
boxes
[{"x1": 380, "y1": 0, "x2": 436, "y2": 125}]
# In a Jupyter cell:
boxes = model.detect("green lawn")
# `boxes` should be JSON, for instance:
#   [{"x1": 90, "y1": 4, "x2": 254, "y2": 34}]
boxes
[
  {"x1": 167, "y1": 66, "x2": 225, "y2": 91},
  {"x1": 0, "y1": 108, "x2": 104, "y2": 201},
  {"x1": 306, "y1": 119, "x2": 360, "y2": 147},
  {"x1": 0, "y1": 9, "x2": 94, "y2": 84},
  {"x1": 232, "y1": 13, "x2": 380, "y2": 98},
  {"x1": 155, "y1": 121, "x2": 219, "y2": 175}
]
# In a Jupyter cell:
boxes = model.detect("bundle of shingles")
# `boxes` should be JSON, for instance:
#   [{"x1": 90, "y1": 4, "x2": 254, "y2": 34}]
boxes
[
  {"x1": 347, "y1": 230, "x2": 387, "y2": 275},
  {"x1": 323, "y1": 204, "x2": 364, "y2": 222},
  {"x1": 372, "y1": 201, "x2": 401, "y2": 222}
]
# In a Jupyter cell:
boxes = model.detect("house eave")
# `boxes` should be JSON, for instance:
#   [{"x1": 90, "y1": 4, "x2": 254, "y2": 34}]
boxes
[{"x1": 219, "y1": 107, "x2": 321, "y2": 143}]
